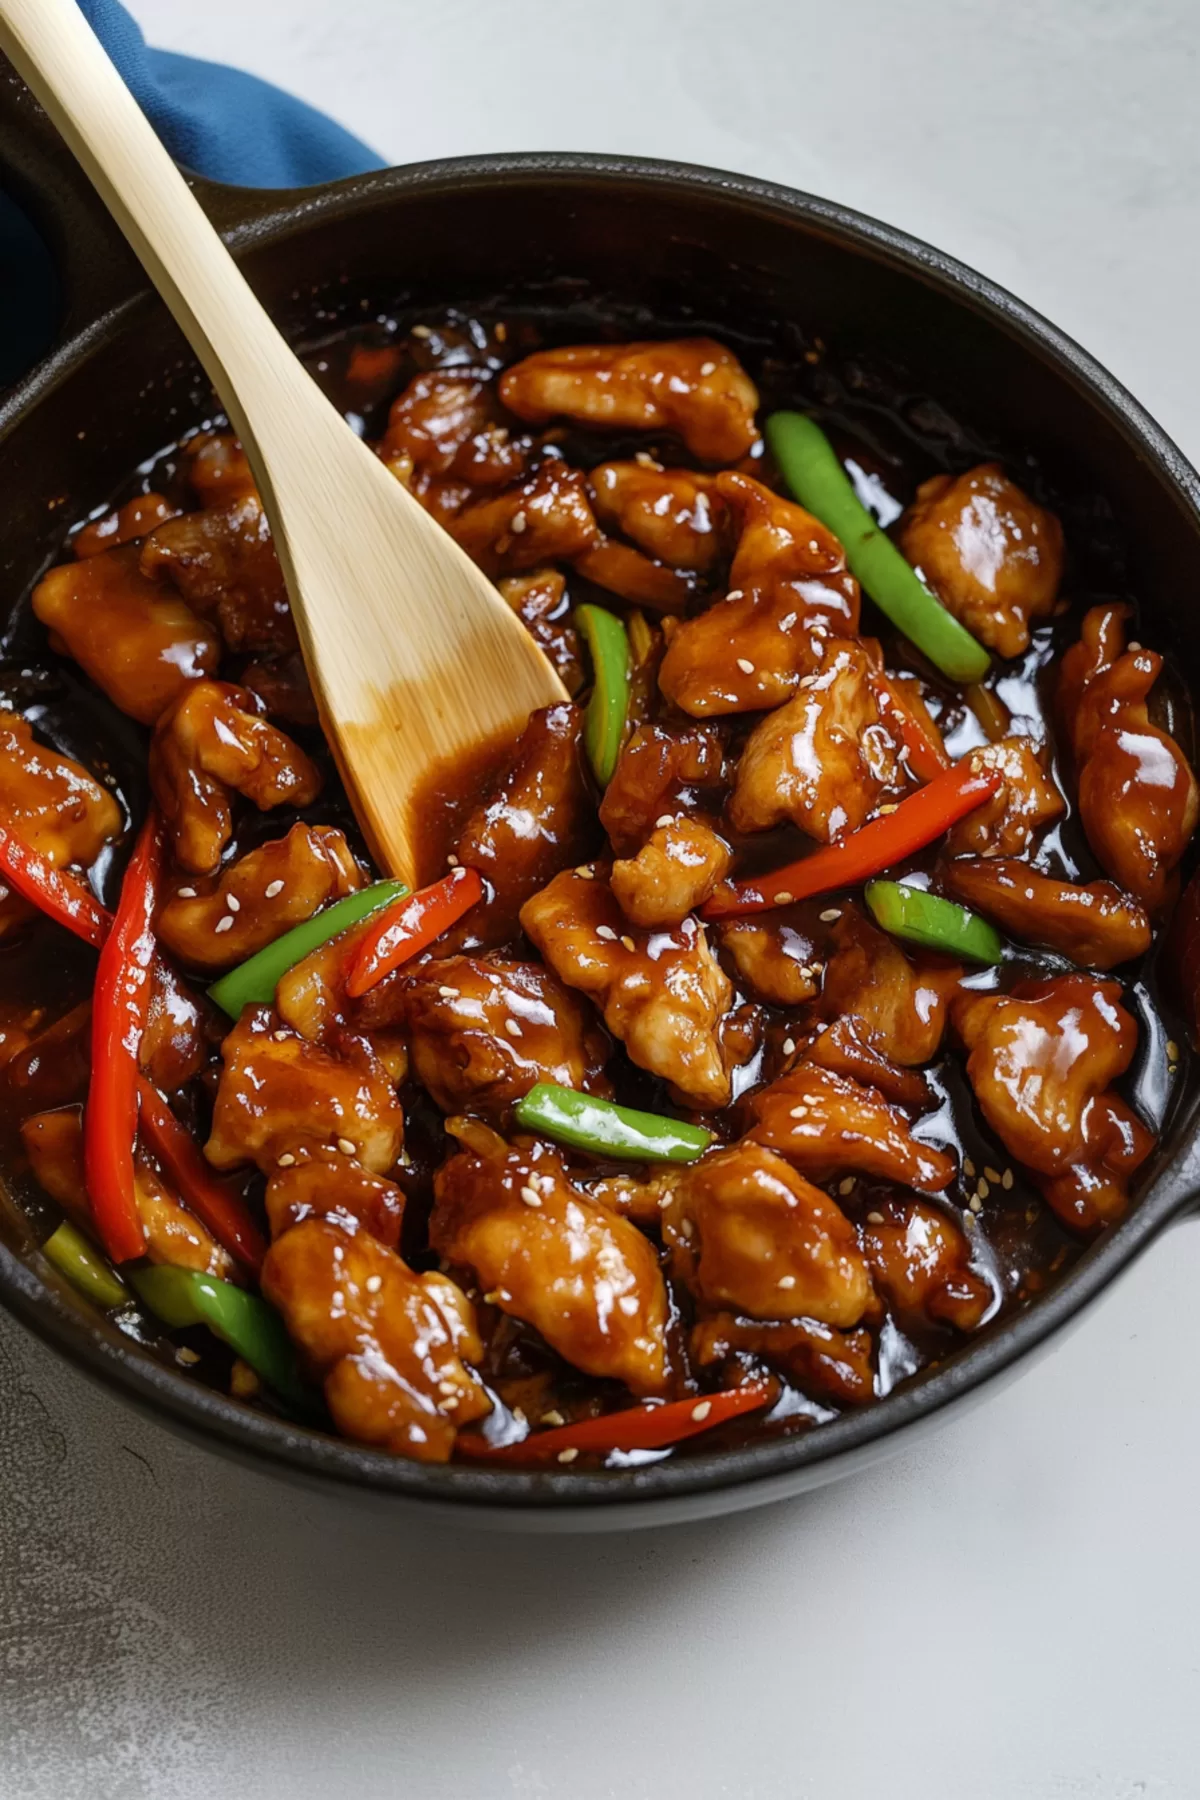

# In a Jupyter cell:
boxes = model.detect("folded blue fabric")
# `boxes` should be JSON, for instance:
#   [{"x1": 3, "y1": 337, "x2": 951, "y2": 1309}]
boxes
[{"x1": 1, "y1": 0, "x2": 384, "y2": 383}]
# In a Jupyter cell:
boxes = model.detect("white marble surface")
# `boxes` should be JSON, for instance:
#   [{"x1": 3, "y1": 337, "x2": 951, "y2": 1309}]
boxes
[{"x1": 4, "y1": 2, "x2": 1200, "y2": 1794}]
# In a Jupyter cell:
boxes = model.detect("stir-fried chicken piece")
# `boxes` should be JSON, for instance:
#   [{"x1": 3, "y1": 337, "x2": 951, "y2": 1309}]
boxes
[
  {"x1": 610, "y1": 815, "x2": 731, "y2": 928},
  {"x1": 898, "y1": 464, "x2": 1064, "y2": 658},
  {"x1": 0, "y1": 1001, "x2": 46, "y2": 1072},
  {"x1": 139, "y1": 961, "x2": 211, "y2": 1093},
  {"x1": 150, "y1": 680, "x2": 322, "y2": 874},
  {"x1": 0, "y1": 711, "x2": 120, "y2": 882},
  {"x1": 264, "y1": 1143, "x2": 405, "y2": 1247},
  {"x1": 691, "y1": 1312, "x2": 874, "y2": 1407},
  {"x1": 499, "y1": 338, "x2": 759, "y2": 465},
  {"x1": 664, "y1": 1140, "x2": 871, "y2": 1326},
  {"x1": 447, "y1": 702, "x2": 594, "y2": 945},
  {"x1": 729, "y1": 640, "x2": 902, "y2": 838},
  {"x1": 860, "y1": 1197, "x2": 991, "y2": 1332},
  {"x1": 582, "y1": 1165, "x2": 680, "y2": 1227},
  {"x1": 380, "y1": 366, "x2": 527, "y2": 487},
  {"x1": 821, "y1": 905, "x2": 960, "y2": 1065},
  {"x1": 21, "y1": 1104, "x2": 236, "y2": 1279},
  {"x1": 589, "y1": 461, "x2": 728, "y2": 572},
  {"x1": 720, "y1": 471, "x2": 860, "y2": 631},
  {"x1": 521, "y1": 865, "x2": 739, "y2": 1109},
  {"x1": 262, "y1": 1217, "x2": 489, "y2": 1460},
  {"x1": 74, "y1": 492, "x2": 179, "y2": 558},
  {"x1": 1035, "y1": 1093, "x2": 1154, "y2": 1233},
  {"x1": 945, "y1": 736, "x2": 1065, "y2": 858},
  {"x1": 0, "y1": 1002, "x2": 91, "y2": 1118},
  {"x1": 431, "y1": 1123, "x2": 672, "y2": 1396},
  {"x1": 239, "y1": 650, "x2": 319, "y2": 728},
  {"x1": 157, "y1": 824, "x2": 364, "y2": 973},
  {"x1": 800, "y1": 1016, "x2": 931, "y2": 1111},
  {"x1": 32, "y1": 545, "x2": 220, "y2": 725},
  {"x1": 1058, "y1": 603, "x2": 1198, "y2": 910},
  {"x1": 183, "y1": 430, "x2": 256, "y2": 504},
  {"x1": 717, "y1": 915, "x2": 821, "y2": 1007},
  {"x1": 954, "y1": 974, "x2": 1138, "y2": 1174},
  {"x1": 451, "y1": 463, "x2": 599, "y2": 577},
  {"x1": 206, "y1": 1007, "x2": 404, "y2": 1176},
  {"x1": 496, "y1": 569, "x2": 583, "y2": 694},
  {"x1": 599, "y1": 721, "x2": 727, "y2": 854},
  {"x1": 572, "y1": 539, "x2": 698, "y2": 614},
  {"x1": 750, "y1": 1062, "x2": 955, "y2": 1191},
  {"x1": 402, "y1": 955, "x2": 609, "y2": 1118},
  {"x1": 141, "y1": 494, "x2": 295, "y2": 655},
  {"x1": 942, "y1": 858, "x2": 1151, "y2": 970},
  {"x1": 270, "y1": 917, "x2": 407, "y2": 1081}
]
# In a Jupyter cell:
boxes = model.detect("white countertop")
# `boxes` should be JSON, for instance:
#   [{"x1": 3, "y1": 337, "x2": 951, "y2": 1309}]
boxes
[{"x1": 4, "y1": 3, "x2": 1200, "y2": 1794}]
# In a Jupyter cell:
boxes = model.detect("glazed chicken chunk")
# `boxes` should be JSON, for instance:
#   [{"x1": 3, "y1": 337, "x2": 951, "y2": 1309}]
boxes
[
  {"x1": 73, "y1": 492, "x2": 178, "y2": 557},
  {"x1": 945, "y1": 736, "x2": 1065, "y2": 858},
  {"x1": 691, "y1": 1313, "x2": 874, "y2": 1407},
  {"x1": 401, "y1": 955, "x2": 609, "y2": 1118},
  {"x1": 498, "y1": 338, "x2": 760, "y2": 464},
  {"x1": 899, "y1": 463, "x2": 1064, "y2": 658},
  {"x1": 381, "y1": 366, "x2": 527, "y2": 487},
  {"x1": 496, "y1": 570, "x2": 583, "y2": 694},
  {"x1": 750, "y1": 1062, "x2": 955, "y2": 1192},
  {"x1": 139, "y1": 960, "x2": 212, "y2": 1093},
  {"x1": 610, "y1": 815, "x2": 732, "y2": 928},
  {"x1": 451, "y1": 462, "x2": 599, "y2": 577},
  {"x1": 942, "y1": 858, "x2": 1151, "y2": 970},
  {"x1": 157, "y1": 823, "x2": 364, "y2": 972},
  {"x1": 262, "y1": 1217, "x2": 490, "y2": 1460},
  {"x1": 206, "y1": 1007, "x2": 404, "y2": 1176},
  {"x1": 663, "y1": 1141, "x2": 872, "y2": 1326},
  {"x1": 717, "y1": 915, "x2": 821, "y2": 1007},
  {"x1": 141, "y1": 494, "x2": 295, "y2": 655},
  {"x1": 599, "y1": 721, "x2": 727, "y2": 855},
  {"x1": 820, "y1": 905, "x2": 960, "y2": 1066},
  {"x1": 32, "y1": 545, "x2": 220, "y2": 724},
  {"x1": 264, "y1": 1143, "x2": 405, "y2": 1247},
  {"x1": 150, "y1": 680, "x2": 322, "y2": 874},
  {"x1": 0, "y1": 712, "x2": 120, "y2": 915},
  {"x1": 860, "y1": 1198, "x2": 991, "y2": 1333},
  {"x1": 1035, "y1": 1092, "x2": 1154, "y2": 1233},
  {"x1": 728, "y1": 639, "x2": 902, "y2": 838},
  {"x1": 431, "y1": 1123, "x2": 672, "y2": 1397},
  {"x1": 589, "y1": 461, "x2": 728, "y2": 571},
  {"x1": 1058, "y1": 603, "x2": 1199, "y2": 910},
  {"x1": 954, "y1": 974, "x2": 1138, "y2": 1175},
  {"x1": 183, "y1": 430, "x2": 256, "y2": 504},
  {"x1": 520, "y1": 865, "x2": 740, "y2": 1109}
]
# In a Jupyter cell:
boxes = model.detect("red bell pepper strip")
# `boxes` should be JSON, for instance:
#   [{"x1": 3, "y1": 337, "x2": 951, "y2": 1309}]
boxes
[
  {"x1": 703, "y1": 761, "x2": 1004, "y2": 918},
  {"x1": 345, "y1": 865, "x2": 484, "y2": 997},
  {"x1": 870, "y1": 673, "x2": 950, "y2": 785},
  {"x1": 83, "y1": 812, "x2": 164, "y2": 1263},
  {"x1": 457, "y1": 1381, "x2": 777, "y2": 1462},
  {"x1": 136, "y1": 1078, "x2": 266, "y2": 1276},
  {"x1": 0, "y1": 826, "x2": 112, "y2": 947}
]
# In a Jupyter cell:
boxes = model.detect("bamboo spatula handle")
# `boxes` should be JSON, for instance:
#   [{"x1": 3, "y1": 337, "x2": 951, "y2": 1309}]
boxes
[{"x1": 0, "y1": 0, "x2": 328, "y2": 478}]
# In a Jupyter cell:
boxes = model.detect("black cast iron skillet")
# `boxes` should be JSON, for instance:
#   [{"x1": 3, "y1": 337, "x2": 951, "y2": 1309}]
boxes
[{"x1": 3, "y1": 65, "x2": 1200, "y2": 1531}]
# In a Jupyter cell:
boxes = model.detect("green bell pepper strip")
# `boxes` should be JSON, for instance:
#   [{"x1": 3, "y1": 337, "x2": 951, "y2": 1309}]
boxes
[
  {"x1": 514, "y1": 1082, "x2": 714, "y2": 1163},
  {"x1": 129, "y1": 1264, "x2": 309, "y2": 1405},
  {"x1": 208, "y1": 878, "x2": 409, "y2": 1018},
  {"x1": 576, "y1": 603, "x2": 630, "y2": 787},
  {"x1": 764, "y1": 412, "x2": 990, "y2": 683},
  {"x1": 864, "y1": 877, "x2": 1004, "y2": 965},
  {"x1": 42, "y1": 1221, "x2": 129, "y2": 1310}
]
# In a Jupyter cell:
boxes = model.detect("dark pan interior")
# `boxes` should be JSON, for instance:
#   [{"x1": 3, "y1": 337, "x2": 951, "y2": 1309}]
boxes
[{"x1": 3, "y1": 154, "x2": 1200, "y2": 1521}]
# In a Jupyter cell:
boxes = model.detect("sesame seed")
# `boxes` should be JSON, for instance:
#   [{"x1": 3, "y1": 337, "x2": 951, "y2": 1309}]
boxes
[
  {"x1": 691, "y1": 1400, "x2": 713, "y2": 1421},
  {"x1": 576, "y1": 865, "x2": 594, "y2": 878},
  {"x1": 774, "y1": 891, "x2": 795, "y2": 905},
  {"x1": 620, "y1": 935, "x2": 636, "y2": 953},
  {"x1": 877, "y1": 803, "x2": 899, "y2": 816},
  {"x1": 596, "y1": 925, "x2": 617, "y2": 941},
  {"x1": 437, "y1": 1379, "x2": 459, "y2": 1396},
  {"x1": 510, "y1": 510, "x2": 528, "y2": 533},
  {"x1": 557, "y1": 1447, "x2": 579, "y2": 1463},
  {"x1": 635, "y1": 451, "x2": 660, "y2": 468},
  {"x1": 538, "y1": 1174, "x2": 555, "y2": 1193},
  {"x1": 483, "y1": 1290, "x2": 503, "y2": 1305},
  {"x1": 276, "y1": 1152, "x2": 296, "y2": 1167},
  {"x1": 399, "y1": 1150, "x2": 412, "y2": 1168},
  {"x1": 963, "y1": 1158, "x2": 976, "y2": 1179},
  {"x1": 736, "y1": 658, "x2": 755, "y2": 675},
  {"x1": 789, "y1": 1105, "x2": 809, "y2": 1119},
  {"x1": 618, "y1": 1295, "x2": 640, "y2": 1315},
  {"x1": 177, "y1": 1346, "x2": 201, "y2": 1365},
  {"x1": 494, "y1": 321, "x2": 508, "y2": 342},
  {"x1": 977, "y1": 1178, "x2": 990, "y2": 1200},
  {"x1": 984, "y1": 1166, "x2": 1002, "y2": 1184},
  {"x1": 866, "y1": 1210, "x2": 884, "y2": 1224},
  {"x1": 680, "y1": 1217, "x2": 695, "y2": 1240},
  {"x1": 726, "y1": 589, "x2": 745, "y2": 600},
  {"x1": 411, "y1": 323, "x2": 432, "y2": 337},
  {"x1": 264, "y1": 879, "x2": 284, "y2": 898},
  {"x1": 365, "y1": 1274, "x2": 382, "y2": 1293},
  {"x1": 1167, "y1": 1039, "x2": 1180, "y2": 1062},
  {"x1": 777, "y1": 1274, "x2": 796, "y2": 1289},
  {"x1": 520, "y1": 1185, "x2": 542, "y2": 1208},
  {"x1": 273, "y1": 1029, "x2": 290, "y2": 1041},
  {"x1": 176, "y1": 886, "x2": 196, "y2": 899},
  {"x1": 699, "y1": 360, "x2": 717, "y2": 376},
  {"x1": 968, "y1": 1194, "x2": 983, "y2": 1214},
  {"x1": 781, "y1": 1037, "x2": 796, "y2": 1056},
  {"x1": 337, "y1": 1137, "x2": 356, "y2": 1156},
  {"x1": 214, "y1": 915, "x2": 234, "y2": 933},
  {"x1": 655, "y1": 814, "x2": 675, "y2": 828},
  {"x1": 808, "y1": 540, "x2": 820, "y2": 553},
  {"x1": 819, "y1": 908, "x2": 842, "y2": 923},
  {"x1": 1002, "y1": 1168, "x2": 1014, "y2": 1190},
  {"x1": 541, "y1": 1409, "x2": 565, "y2": 1427},
  {"x1": 446, "y1": 853, "x2": 459, "y2": 866},
  {"x1": 225, "y1": 893, "x2": 241, "y2": 913},
  {"x1": 505, "y1": 1018, "x2": 523, "y2": 1038},
  {"x1": 438, "y1": 985, "x2": 457, "y2": 998},
  {"x1": 838, "y1": 1176, "x2": 855, "y2": 1196}
]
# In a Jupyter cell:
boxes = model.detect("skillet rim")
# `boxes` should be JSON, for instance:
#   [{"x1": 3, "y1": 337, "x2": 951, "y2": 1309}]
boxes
[{"x1": 2, "y1": 147, "x2": 1199, "y2": 1518}]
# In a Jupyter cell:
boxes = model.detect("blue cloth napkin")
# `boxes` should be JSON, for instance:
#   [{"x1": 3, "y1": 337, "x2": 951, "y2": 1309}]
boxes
[{"x1": 1, "y1": 0, "x2": 384, "y2": 383}]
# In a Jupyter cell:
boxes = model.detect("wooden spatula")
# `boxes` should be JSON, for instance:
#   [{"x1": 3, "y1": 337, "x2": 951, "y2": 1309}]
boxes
[{"x1": 0, "y1": 0, "x2": 568, "y2": 883}]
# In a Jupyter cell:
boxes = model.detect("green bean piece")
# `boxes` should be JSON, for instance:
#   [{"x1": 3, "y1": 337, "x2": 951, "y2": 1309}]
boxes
[
  {"x1": 42, "y1": 1221, "x2": 128, "y2": 1310},
  {"x1": 765, "y1": 411, "x2": 990, "y2": 683},
  {"x1": 864, "y1": 878, "x2": 1004, "y2": 965},
  {"x1": 514, "y1": 1082, "x2": 714, "y2": 1163},
  {"x1": 129, "y1": 1264, "x2": 310, "y2": 1405},
  {"x1": 576, "y1": 603, "x2": 630, "y2": 787},
  {"x1": 208, "y1": 877, "x2": 409, "y2": 1018}
]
